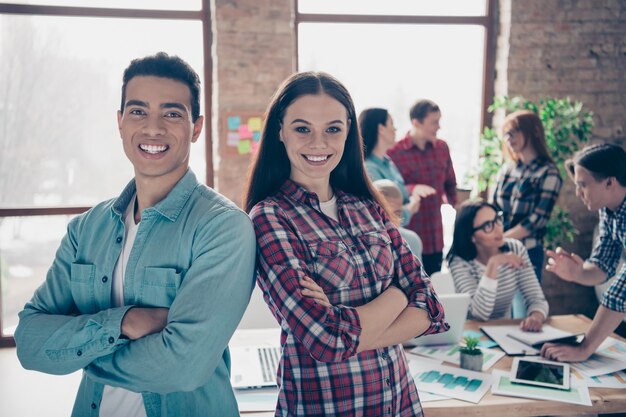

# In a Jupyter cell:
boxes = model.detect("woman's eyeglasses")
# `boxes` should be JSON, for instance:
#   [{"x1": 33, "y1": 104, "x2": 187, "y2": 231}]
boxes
[{"x1": 473, "y1": 212, "x2": 504, "y2": 234}]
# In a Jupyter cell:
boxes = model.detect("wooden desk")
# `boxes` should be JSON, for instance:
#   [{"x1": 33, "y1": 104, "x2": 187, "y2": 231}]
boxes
[
  {"x1": 423, "y1": 315, "x2": 626, "y2": 417},
  {"x1": 238, "y1": 315, "x2": 626, "y2": 416}
]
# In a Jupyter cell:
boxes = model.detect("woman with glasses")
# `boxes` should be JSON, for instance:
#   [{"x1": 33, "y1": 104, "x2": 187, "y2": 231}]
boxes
[
  {"x1": 447, "y1": 200, "x2": 549, "y2": 330},
  {"x1": 491, "y1": 110, "x2": 562, "y2": 317}
]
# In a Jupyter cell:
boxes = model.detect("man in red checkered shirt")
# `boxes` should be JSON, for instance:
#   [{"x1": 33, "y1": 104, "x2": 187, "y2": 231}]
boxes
[{"x1": 387, "y1": 99, "x2": 458, "y2": 275}]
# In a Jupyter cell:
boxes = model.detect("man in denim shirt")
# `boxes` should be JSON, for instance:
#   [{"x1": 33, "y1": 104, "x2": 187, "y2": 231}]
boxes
[{"x1": 14, "y1": 53, "x2": 256, "y2": 417}]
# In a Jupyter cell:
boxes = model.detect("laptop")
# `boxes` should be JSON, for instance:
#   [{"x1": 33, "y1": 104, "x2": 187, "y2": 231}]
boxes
[
  {"x1": 230, "y1": 344, "x2": 281, "y2": 389},
  {"x1": 405, "y1": 292, "x2": 471, "y2": 346}
]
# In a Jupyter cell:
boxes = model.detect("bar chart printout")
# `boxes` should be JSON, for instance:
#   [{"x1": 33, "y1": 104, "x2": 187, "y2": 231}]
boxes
[{"x1": 409, "y1": 360, "x2": 493, "y2": 403}]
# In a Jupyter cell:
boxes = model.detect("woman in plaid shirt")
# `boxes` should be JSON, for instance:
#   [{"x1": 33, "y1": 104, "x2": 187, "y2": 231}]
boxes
[
  {"x1": 542, "y1": 144, "x2": 626, "y2": 363},
  {"x1": 491, "y1": 110, "x2": 563, "y2": 317},
  {"x1": 243, "y1": 72, "x2": 448, "y2": 416}
]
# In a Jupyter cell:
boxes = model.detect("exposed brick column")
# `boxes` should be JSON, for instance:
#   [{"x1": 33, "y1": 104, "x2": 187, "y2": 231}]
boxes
[{"x1": 213, "y1": 0, "x2": 295, "y2": 206}]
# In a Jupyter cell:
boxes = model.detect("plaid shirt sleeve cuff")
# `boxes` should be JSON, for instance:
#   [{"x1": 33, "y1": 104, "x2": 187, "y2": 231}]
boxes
[
  {"x1": 406, "y1": 292, "x2": 449, "y2": 336},
  {"x1": 587, "y1": 257, "x2": 616, "y2": 279},
  {"x1": 331, "y1": 305, "x2": 362, "y2": 335}
]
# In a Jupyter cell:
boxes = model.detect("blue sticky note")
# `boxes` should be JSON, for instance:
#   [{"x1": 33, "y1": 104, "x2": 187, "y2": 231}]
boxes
[
  {"x1": 253, "y1": 131, "x2": 261, "y2": 142},
  {"x1": 228, "y1": 116, "x2": 241, "y2": 130}
]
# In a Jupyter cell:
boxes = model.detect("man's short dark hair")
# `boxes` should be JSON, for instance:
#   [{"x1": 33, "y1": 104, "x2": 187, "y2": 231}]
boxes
[
  {"x1": 120, "y1": 52, "x2": 201, "y2": 122},
  {"x1": 409, "y1": 99, "x2": 440, "y2": 123}
]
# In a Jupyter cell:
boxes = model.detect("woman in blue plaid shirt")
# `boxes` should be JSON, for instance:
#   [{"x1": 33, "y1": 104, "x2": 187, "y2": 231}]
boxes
[
  {"x1": 542, "y1": 144, "x2": 626, "y2": 362},
  {"x1": 492, "y1": 110, "x2": 563, "y2": 317}
]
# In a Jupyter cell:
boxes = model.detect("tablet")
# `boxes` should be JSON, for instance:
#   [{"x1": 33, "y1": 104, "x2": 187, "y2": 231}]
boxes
[{"x1": 510, "y1": 357, "x2": 570, "y2": 390}]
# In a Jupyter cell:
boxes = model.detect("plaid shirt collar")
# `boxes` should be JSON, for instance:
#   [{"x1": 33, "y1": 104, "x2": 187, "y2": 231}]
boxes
[
  {"x1": 277, "y1": 178, "x2": 357, "y2": 208},
  {"x1": 398, "y1": 133, "x2": 434, "y2": 152},
  {"x1": 605, "y1": 195, "x2": 626, "y2": 219},
  {"x1": 515, "y1": 156, "x2": 550, "y2": 170}
]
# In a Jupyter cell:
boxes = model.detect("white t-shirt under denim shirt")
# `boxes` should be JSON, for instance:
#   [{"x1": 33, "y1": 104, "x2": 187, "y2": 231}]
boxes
[{"x1": 100, "y1": 196, "x2": 147, "y2": 417}]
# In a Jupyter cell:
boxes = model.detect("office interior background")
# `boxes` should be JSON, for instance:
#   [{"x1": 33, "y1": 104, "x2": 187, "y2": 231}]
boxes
[{"x1": 0, "y1": 0, "x2": 625, "y2": 414}]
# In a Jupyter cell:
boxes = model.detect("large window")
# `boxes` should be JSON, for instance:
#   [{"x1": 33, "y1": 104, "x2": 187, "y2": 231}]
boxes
[
  {"x1": 297, "y1": 0, "x2": 496, "y2": 254},
  {"x1": 0, "y1": 1, "x2": 211, "y2": 345}
]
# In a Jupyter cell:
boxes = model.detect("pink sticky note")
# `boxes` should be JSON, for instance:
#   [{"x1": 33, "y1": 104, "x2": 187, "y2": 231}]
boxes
[{"x1": 238, "y1": 125, "x2": 252, "y2": 139}]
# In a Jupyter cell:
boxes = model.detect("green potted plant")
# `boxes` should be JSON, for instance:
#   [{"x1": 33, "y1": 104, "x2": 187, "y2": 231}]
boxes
[
  {"x1": 469, "y1": 96, "x2": 593, "y2": 249},
  {"x1": 459, "y1": 336, "x2": 483, "y2": 372}
]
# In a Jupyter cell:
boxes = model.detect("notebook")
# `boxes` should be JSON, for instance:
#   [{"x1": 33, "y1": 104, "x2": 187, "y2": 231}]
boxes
[
  {"x1": 230, "y1": 344, "x2": 281, "y2": 389},
  {"x1": 405, "y1": 293, "x2": 471, "y2": 346}
]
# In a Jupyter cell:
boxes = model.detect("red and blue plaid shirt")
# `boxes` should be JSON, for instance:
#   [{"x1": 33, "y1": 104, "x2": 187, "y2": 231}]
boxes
[
  {"x1": 250, "y1": 179, "x2": 448, "y2": 417},
  {"x1": 387, "y1": 135, "x2": 458, "y2": 255}
]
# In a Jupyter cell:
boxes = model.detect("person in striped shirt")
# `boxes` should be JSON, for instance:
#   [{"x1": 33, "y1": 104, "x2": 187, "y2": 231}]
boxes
[
  {"x1": 542, "y1": 144, "x2": 626, "y2": 362},
  {"x1": 447, "y1": 200, "x2": 549, "y2": 331},
  {"x1": 243, "y1": 71, "x2": 448, "y2": 416}
]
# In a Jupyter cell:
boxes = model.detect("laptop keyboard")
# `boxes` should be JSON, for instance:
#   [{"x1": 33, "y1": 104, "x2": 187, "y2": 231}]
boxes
[{"x1": 259, "y1": 346, "x2": 280, "y2": 383}]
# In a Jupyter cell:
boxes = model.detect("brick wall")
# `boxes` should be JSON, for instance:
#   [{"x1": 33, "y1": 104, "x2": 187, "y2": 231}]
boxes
[
  {"x1": 213, "y1": 0, "x2": 294, "y2": 206},
  {"x1": 496, "y1": 0, "x2": 626, "y2": 316}
]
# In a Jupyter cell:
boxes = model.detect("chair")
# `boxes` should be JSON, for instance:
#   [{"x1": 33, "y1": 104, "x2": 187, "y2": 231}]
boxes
[{"x1": 429, "y1": 270, "x2": 456, "y2": 295}]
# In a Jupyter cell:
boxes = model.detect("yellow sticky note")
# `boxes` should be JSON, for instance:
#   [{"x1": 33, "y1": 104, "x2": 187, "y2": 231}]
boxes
[
  {"x1": 248, "y1": 117, "x2": 262, "y2": 131},
  {"x1": 238, "y1": 139, "x2": 251, "y2": 154}
]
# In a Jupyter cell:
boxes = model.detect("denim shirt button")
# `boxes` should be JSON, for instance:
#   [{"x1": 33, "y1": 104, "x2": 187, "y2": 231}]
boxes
[
  {"x1": 108, "y1": 336, "x2": 115, "y2": 344},
  {"x1": 91, "y1": 402, "x2": 97, "y2": 409},
  {"x1": 116, "y1": 236, "x2": 123, "y2": 243},
  {"x1": 77, "y1": 350, "x2": 82, "y2": 356},
  {"x1": 101, "y1": 276, "x2": 108, "y2": 283}
]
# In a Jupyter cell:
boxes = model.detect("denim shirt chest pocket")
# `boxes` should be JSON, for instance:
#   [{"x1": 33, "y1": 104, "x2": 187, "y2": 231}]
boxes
[
  {"x1": 308, "y1": 240, "x2": 355, "y2": 292},
  {"x1": 138, "y1": 266, "x2": 183, "y2": 308},
  {"x1": 358, "y1": 231, "x2": 394, "y2": 282},
  {"x1": 70, "y1": 263, "x2": 98, "y2": 313}
]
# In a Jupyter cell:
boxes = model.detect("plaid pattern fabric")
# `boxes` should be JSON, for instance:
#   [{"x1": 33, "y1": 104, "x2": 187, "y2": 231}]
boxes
[
  {"x1": 387, "y1": 135, "x2": 457, "y2": 255},
  {"x1": 491, "y1": 158, "x2": 563, "y2": 250},
  {"x1": 589, "y1": 198, "x2": 626, "y2": 312},
  {"x1": 250, "y1": 179, "x2": 448, "y2": 417}
]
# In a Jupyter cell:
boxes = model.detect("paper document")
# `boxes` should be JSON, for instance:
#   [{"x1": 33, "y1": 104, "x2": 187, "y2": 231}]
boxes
[
  {"x1": 410, "y1": 344, "x2": 505, "y2": 371},
  {"x1": 480, "y1": 325, "x2": 539, "y2": 356},
  {"x1": 491, "y1": 370, "x2": 591, "y2": 406},
  {"x1": 597, "y1": 337, "x2": 626, "y2": 359},
  {"x1": 571, "y1": 352, "x2": 626, "y2": 377},
  {"x1": 464, "y1": 330, "x2": 498, "y2": 348},
  {"x1": 572, "y1": 367, "x2": 626, "y2": 389},
  {"x1": 408, "y1": 359, "x2": 493, "y2": 403},
  {"x1": 506, "y1": 325, "x2": 581, "y2": 348},
  {"x1": 419, "y1": 391, "x2": 450, "y2": 402}
]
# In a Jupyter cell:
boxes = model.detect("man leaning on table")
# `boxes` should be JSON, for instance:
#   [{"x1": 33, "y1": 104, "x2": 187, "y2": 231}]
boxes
[
  {"x1": 541, "y1": 144, "x2": 626, "y2": 363},
  {"x1": 14, "y1": 52, "x2": 256, "y2": 416}
]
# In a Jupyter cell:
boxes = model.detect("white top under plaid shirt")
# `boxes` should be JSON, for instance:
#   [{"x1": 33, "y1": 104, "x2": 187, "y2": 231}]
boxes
[
  {"x1": 589, "y1": 197, "x2": 626, "y2": 312},
  {"x1": 492, "y1": 157, "x2": 563, "y2": 250}
]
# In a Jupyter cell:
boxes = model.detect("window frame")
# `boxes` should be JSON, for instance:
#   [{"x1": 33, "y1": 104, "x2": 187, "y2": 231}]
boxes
[
  {"x1": 294, "y1": 0, "x2": 497, "y2": 133},
  {"x1": 0, "y1": 0, "x2": 213, "y2": 347}
]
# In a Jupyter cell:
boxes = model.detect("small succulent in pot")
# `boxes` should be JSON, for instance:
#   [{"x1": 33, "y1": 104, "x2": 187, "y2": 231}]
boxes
[{"x1": 459, "y1": 336, "x2": 483, "y2": 372}]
